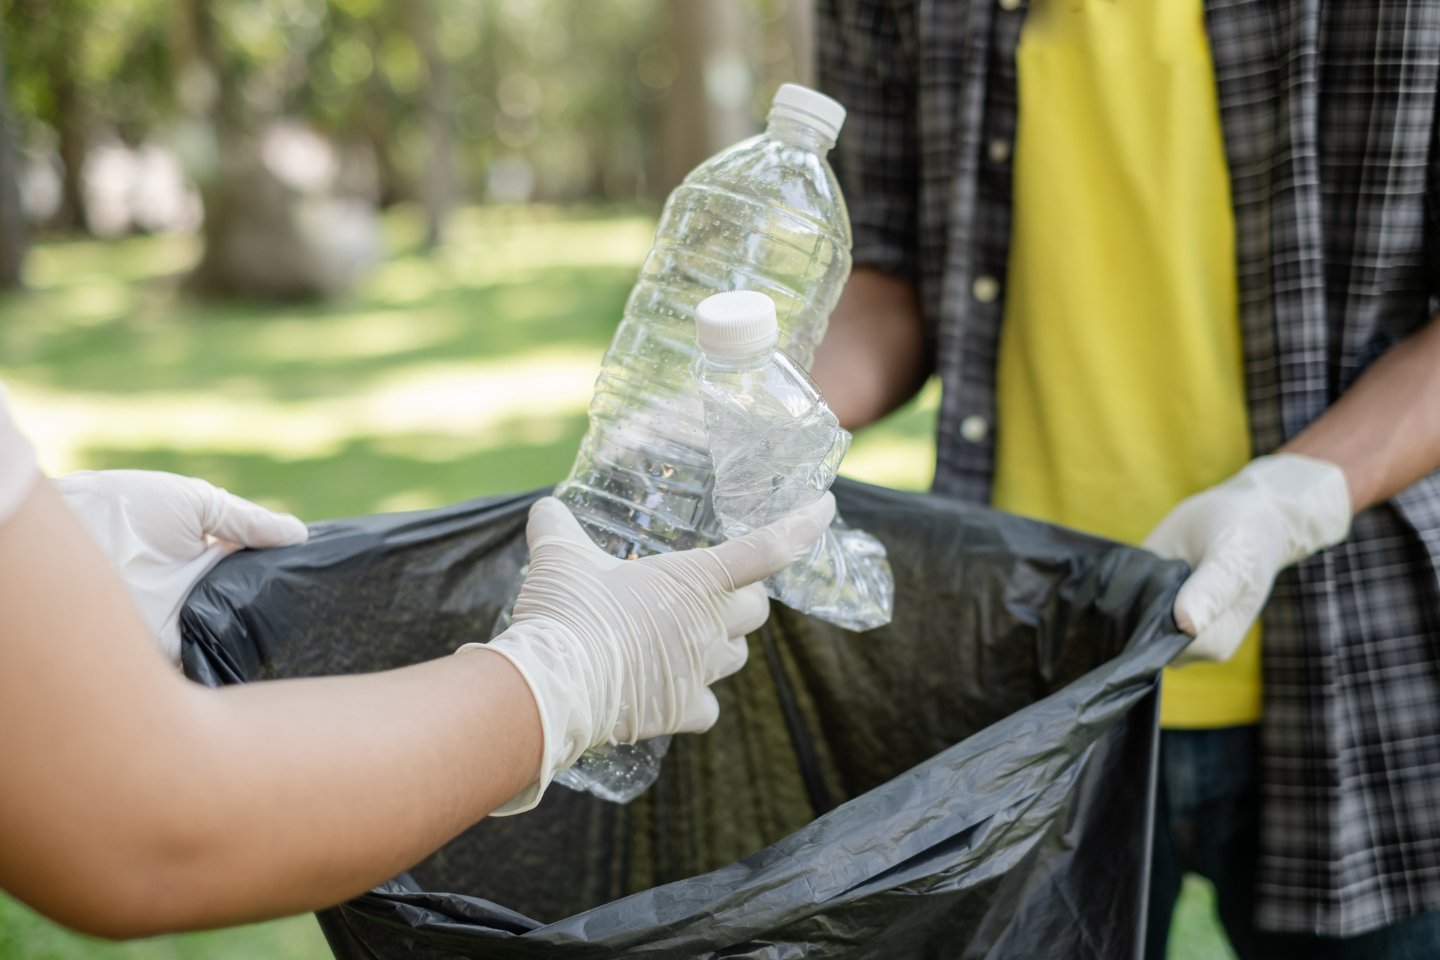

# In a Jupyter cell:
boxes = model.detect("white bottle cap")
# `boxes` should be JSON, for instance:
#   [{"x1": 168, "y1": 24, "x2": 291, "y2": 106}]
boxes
[
  {"x1": 695, "y1": 291, "x2": 779, "y2": 358},
  {"x1": 769, "y1": 83, "x2": 846, "y2": 143}
]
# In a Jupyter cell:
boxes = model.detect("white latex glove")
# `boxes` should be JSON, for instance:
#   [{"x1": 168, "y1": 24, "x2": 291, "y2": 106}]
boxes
[
  {"x1": 54, "y1": 470, "x2": 308, "y2": 663},
  {"x1": 1142, "y1": 454, "x2": 1351, "y2": 665},
  {"x1": 466, "y1": 492, "x2": 836, "y2": 814}
]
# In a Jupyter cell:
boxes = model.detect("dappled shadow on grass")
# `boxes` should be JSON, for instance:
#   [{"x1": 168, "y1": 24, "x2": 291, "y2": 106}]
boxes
[
  {"x1": 80, "y1": 413, "x2": 589, "y2": 522},
  {"x1": 0, "y1": 263, "x2": 632, "y2": 402},
  {"x1": 0, "y1": 208, "x2": 652, "y2": 403}
]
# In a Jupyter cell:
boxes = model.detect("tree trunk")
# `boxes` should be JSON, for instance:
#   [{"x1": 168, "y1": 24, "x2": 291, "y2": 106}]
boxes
[
  {"x1": 178, "y1": 0, "x2": 344, "y2": 301},
  {"x1": 655, "y1": 0, "x2": 755, "y2": 198},
  {"x1": 50, "y1": 55, "x2": 90, "y2": 232},
  {"x1": 360, "y1": 90, "x2": 409, "y2": 208},
  {"x1": 785, "y1": 0, "x2": 816, "y2": 87},
  {"x1": 0, "y1": 19, "x2": 27, "y2": 287},
  {"x1": 406, "y1": 0, "x2": 455, "y2": 250},
  {"x1": 188, "y1": 159, "x2": 343, "y2": 301}
]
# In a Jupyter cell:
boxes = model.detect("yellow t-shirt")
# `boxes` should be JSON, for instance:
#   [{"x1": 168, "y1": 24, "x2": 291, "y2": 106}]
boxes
[{"x1": 991, "y1": 0, "x2": 1260, "y2": 728}]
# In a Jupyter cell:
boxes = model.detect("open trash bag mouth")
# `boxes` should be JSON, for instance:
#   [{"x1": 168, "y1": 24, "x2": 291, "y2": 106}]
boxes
[{"x1": 181, "y1": 478, "x2": 1190, "y2": 959}]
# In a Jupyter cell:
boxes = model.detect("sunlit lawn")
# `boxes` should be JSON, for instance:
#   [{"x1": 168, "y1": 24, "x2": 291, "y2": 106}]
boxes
[{"x1": 0, "y1": 206, "x2": 1226, "y2": 959}]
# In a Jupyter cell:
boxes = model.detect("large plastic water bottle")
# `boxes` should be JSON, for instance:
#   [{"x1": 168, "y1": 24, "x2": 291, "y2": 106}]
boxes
[
  {"x1": 695, "y1": 290, "x2": 893, "y2": 629},
  {"x1": 547, "y1": 84, "x2": 855, "y2": 802}
]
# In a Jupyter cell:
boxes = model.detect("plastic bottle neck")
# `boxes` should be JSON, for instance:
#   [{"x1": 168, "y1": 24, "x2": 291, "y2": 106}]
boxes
[
  {"x1": 764, "y1": 116, "x2": 835, "y2": 153},
  {"x1": 700, "y1": 345, "x2": 775, "y2": 370}
]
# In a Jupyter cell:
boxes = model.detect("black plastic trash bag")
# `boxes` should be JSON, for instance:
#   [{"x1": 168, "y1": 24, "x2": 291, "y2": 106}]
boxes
[{"x1": 181, "y1": 478, "x2": 1189, "y2": 959}]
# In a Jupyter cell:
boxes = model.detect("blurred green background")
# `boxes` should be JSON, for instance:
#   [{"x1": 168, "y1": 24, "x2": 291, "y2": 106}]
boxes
[{"x1": 0, "y1": 1, "x2": 1231, "y2": 957}]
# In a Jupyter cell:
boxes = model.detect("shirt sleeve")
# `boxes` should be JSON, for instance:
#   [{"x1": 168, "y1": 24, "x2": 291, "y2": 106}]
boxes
[
  {"x1": 1429, "y1": 79, "x2": 1439, "y2": 308},
  {"x1": 0, "y1": 383, "x2": 40, "y2": 526},
  {"x1": 817, "y1": 0, "x2": 919, "y2": 281}
]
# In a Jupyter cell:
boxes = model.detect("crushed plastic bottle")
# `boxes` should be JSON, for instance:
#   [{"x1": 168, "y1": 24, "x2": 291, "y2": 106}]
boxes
[
  {"x1": 532, "y1": 84, "x2": 854, "y2": 803},
  {"x1": 695, "y1": 290, "x2": 893, "y2": 629}
]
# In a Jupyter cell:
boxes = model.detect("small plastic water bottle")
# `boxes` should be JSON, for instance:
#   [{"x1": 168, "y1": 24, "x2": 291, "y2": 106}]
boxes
[
  {"x1": 537, "y1": 85, "x2": 855, "y2": 802},
  {"x1": 694, "y1": 290, "x2": 893, "y2": 629}
]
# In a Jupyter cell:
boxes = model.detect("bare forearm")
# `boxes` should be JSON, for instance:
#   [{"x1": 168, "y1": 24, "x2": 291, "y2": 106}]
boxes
[
  {"x1": 0, "y1": 483, "x2": 542, "y2": 938},
  {"x1": 812, "y1": 268, "x2": 929, "y2": 430},
  {"x1": 1284, "y1": 314, "x2": 1440, "y2": 511},
  {"x1": 144, "y1": 650, "x2": 541, "y2": 933}
]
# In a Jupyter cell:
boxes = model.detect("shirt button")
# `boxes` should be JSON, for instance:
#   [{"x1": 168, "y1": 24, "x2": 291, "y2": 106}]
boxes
[
  {"x1": 999, "y1": 0, "x2": 1022, "y2": 10},
  {"x1": 988, "y1": 138, "x2": 1011, "y2": 164},
  {"x1": 960, "y1": 415, "x2": 990, "y2": 444},
  {"x1": 972, "y1": 275, "x2": 1000, "y2": 303}
]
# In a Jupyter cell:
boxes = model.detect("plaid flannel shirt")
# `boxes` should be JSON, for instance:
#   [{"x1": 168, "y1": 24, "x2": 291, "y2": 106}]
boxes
[{"x1": 819, "y1": 0, "x2": 1440, "y2": 937}]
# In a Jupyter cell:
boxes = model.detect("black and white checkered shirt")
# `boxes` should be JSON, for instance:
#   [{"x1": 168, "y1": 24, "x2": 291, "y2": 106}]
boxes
[{"x1": 819, "y1": 0, "x2": 1440, "y2": 938}]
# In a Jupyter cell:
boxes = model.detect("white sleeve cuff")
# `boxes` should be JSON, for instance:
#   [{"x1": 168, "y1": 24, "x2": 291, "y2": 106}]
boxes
[{"x1": 0, "y1": 384, "x2": 40, "y2": 527}]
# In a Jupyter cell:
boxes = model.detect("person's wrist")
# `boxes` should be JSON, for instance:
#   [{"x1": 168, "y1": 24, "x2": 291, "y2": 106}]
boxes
[
  {"x1": 467, "y1": 622, "x2": 599, "y2": 814},
  {"x1": 456, "y1": 634, "x2": 561, "y2": 816},
  {"x1": 446, "y1": 644, "x2": 549, "y2": 814},
  {"x1": 454, "y1": 645, "x2": 545, "y2": 777}
]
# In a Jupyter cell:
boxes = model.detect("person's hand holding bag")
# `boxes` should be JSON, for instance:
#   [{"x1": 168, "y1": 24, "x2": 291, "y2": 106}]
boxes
[
  {"x1": 54, "y1": 470, "x2": 308, "y2": 662},
  {"x1": 469, "y1": 493, "x2": 836, "y2": 813},
  {"x1": 1142, "y1": 454, "x2": 1351, "y2": 665}
]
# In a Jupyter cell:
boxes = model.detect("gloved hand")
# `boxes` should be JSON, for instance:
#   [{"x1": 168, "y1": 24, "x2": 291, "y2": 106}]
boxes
[
  {"x1": 1142, "y1": 453, "x2": 1351, "y2": 665},
  {"x1": 55, "y1": 470, "x2": 308, "y2": 663},
  {"x1": 467, "y1": 492, "x2": 836, "y2": 814}
]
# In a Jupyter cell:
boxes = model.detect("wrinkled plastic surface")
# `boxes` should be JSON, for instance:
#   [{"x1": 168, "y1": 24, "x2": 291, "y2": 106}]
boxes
[
  {"x1": 181, "y1": 478, "x2": 1190, "y2": 960},
  {"x1": 699, "y1": 347, "x2": 893, "y2": 630}
]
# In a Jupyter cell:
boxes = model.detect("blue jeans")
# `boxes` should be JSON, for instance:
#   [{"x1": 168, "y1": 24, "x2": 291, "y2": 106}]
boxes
[{"x1": 1146, "y1": 726, "x2": 1440, "y2": 959}]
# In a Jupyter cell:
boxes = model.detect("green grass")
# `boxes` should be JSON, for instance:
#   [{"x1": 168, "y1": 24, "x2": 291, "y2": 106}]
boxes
[
  {"x1": 0, "y1": 897, "x2": 329, "y2": 960},
  {"x1": 0, "y1": 205, "x2": 1227, "y2": 958},
  {"x1": 1168, "y1": 877, "x2": 1241, "y2": 960}
]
